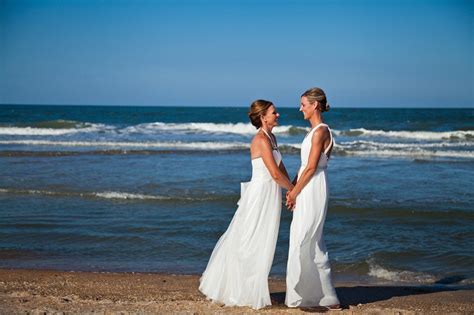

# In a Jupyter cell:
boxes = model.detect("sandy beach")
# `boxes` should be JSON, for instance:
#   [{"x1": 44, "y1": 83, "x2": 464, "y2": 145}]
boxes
[{"x1": 0, "y1": 269, "x2": 472, "y2": 314}]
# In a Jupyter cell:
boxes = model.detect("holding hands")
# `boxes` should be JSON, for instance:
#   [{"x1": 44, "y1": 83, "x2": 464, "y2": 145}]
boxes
[{"x1": 286, "y1": 189, "x2": 296, "y2": 211}]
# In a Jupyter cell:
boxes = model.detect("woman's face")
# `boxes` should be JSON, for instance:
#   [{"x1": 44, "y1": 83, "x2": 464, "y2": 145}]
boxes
[
  {"x1": 262, "y1": 105, "x2": 280, "y2": 128},
  {"x1": 300, "y1": 96, "x2": 316, "y2": 120}
]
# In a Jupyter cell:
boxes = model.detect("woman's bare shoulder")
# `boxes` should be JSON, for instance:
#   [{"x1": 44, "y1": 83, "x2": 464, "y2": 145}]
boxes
[
  {"x1": 311, "y1": 125, "x2": 330, "y2": 142},
  {"x1": 251, "y1": 132, "x2": 266, "y2": 145},
  {"x1": 251, "y1": 132, "x2": 272, "y2": 153}
]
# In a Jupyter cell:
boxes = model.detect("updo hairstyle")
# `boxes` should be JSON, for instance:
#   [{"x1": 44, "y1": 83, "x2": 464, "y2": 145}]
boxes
[
  {"x1": 248, "y1": 99, "x2": 273, "y2": 129},
  {"x1": 301, "y1": 87, "x2": 330, "y2": 112}
]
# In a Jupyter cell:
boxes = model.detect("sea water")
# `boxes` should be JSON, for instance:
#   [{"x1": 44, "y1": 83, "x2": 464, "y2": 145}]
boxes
[{"x1": 0, "y1": 105, "x2": 472, "y2": 285}]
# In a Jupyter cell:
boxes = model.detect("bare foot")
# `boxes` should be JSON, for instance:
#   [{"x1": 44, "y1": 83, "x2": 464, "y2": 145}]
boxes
[{"x1": 325, "y1": 304, "x2": 342, "y2": 311}]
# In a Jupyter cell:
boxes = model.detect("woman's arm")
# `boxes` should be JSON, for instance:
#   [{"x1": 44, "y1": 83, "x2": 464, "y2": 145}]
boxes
[
  {"x1": 271, "y1": 132, "x2": 292, "y2": 183},
  {"x1": 257, "y1": 136, "x2": 294, "y2": 191},
  {"x1": 287, "y1": 128, "x2": 328, "y2": 207},
  {"x1": 279, "y1": 161, "x2": 291, "y2": 182},
  {"x1": 291, "y1": 174, "x2": 298, "y2": 186}
]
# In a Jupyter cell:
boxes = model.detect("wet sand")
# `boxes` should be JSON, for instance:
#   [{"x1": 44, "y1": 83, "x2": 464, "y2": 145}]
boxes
[{"x1": 0, "y1": 269, "x2": 472, "y2": 314}]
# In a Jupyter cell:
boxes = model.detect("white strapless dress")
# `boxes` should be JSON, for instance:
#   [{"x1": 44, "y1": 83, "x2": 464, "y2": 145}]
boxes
[
  {"x1": 199, "y1": 150, "x2": 282, "y2": 309},
  {"x1": 286, "y1": 123, "x2": 340, "y2": 307}
]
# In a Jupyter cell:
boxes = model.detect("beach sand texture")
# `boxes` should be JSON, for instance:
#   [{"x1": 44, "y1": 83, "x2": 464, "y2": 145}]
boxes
[{"x1": 0, "y1": 269, "x2": 472, "y2": 314}]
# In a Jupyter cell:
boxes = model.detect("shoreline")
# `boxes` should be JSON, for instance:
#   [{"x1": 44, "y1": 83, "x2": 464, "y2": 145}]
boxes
[{"x1": 0, "y1": 268, "x2": 472, "y2": 314}]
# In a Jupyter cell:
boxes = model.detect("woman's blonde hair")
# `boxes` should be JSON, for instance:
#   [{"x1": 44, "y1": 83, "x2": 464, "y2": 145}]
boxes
[
  {"x1": 248, "y1": 99, "x2": 273, "y2": 129},
  {"x1": 301, "y1": 87, "x2": 330, "y2": 112}
]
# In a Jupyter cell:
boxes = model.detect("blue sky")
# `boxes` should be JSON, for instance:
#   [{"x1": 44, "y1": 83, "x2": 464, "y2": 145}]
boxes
[{"x1": 0, "y1": 0, "x2": 472, "y2": 107}]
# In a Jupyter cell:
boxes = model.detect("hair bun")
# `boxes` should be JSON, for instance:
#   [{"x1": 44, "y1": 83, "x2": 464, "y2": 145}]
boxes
[
  {"x1": 248, "y1": 99, "x2": 274, "y2": 129},
  {"x1": 301, "y1": 87, "x2": 330, "y2": 113}
]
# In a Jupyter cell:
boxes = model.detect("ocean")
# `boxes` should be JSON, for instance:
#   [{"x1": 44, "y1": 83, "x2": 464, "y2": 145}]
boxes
[{"x1": 0, "y1": 105, "x2": 473, "y2": 286}]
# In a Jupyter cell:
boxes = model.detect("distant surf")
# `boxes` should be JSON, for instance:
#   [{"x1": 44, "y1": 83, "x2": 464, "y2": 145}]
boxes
[
  {"x1": 1, "y1": 139, "x2": 472, "y2": 159},
  {"x1": 335, "y1": 128, "x2": 473, "y2": 141},
  {"x1": 2, "y1": 120, "x2": 473, "y2": 139},
  {"x1": 0, "y1": 188, "x2": 231, "y2": 202},
  {"x1": 1, "y1": 105, "x2": 472, "y2": 282}
]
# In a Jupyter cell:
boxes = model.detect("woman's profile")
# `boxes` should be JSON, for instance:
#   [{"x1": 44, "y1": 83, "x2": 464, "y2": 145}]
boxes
[
  {"x1": 285, "y1": 87, "x2": 341, "y2": 310},
  {"x1": 199, "y1": 99, "x2": 293, "y2": 309}
]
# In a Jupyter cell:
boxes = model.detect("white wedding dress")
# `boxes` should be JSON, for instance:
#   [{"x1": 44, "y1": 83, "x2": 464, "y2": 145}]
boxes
[
  {"x1": 286, "y1": 123, "x2": 340, "y2": 307},
  {"x1": 199, "y1": 131, "x2": 282, "y2": 310}
]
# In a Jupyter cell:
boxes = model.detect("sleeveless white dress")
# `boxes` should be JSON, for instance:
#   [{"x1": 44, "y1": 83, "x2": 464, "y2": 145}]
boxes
[
  {"x1": 199, "y1": 131, "x2": 282, "y2": 310},
  {"x1": 286, "y1": 123, "x2": 340, "y2": 307}
]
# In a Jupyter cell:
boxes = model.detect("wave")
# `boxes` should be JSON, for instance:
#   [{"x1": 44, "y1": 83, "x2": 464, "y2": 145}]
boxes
[
  {"x1": 367, "y1": 260, "x2": 436, "y2": 283},
  {"x1": 124, "y1": 122, "x2": 307, "y2": 135},
  {"x1": 336, "y1": 128, "x2": 473, "y2": 141},
  {"x1": 94, "y1": 191, "x2": 175, "y2": 201},
  {"x1": 118, "y1": 123, "x2": 474, "y2": 140},
  {"x1": 332, "y1": 259, "x2": 465, "y2": 285},
  {"x1": 0, "y1": 140, "x2": 250, "y2": 150},
  {"x1": 299, "y1": 140, "x2": 474, "y2": 159},
  {"x1": 339, "y1": 140, "x2": 473, "y2": 149},
  {"x1": 1, "y1": 140, "x2": 472, "y2": 159},
  {"x1": 0, "y1": 188, "x2": 229, "y2": 202},
  {"x1": 0, "y1": 122, "x2": 110, "y2": 136},
  {"x1": 1, "y1": 120, "x2": 308, "y2": 136},
  {"x1": 0, "y1": 127, "x2": 88, "y2": 136},
  {"x1": 0, "y1": 149, "x2": 250, "y2": 157},
  {"x1": 335, "y1": 147, "x2": 474, "y2": 159},
  {"x1": 3, "y1": 120, "x2": 471, "y2": 141},
  {"x1": 334, "y1": 140, "x2": 474, "y2": 159}
]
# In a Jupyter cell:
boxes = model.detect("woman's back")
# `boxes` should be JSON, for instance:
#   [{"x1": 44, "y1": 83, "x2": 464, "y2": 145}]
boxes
[{"x1": 300, "y1": 123, "x2": 333, "y2": 172}]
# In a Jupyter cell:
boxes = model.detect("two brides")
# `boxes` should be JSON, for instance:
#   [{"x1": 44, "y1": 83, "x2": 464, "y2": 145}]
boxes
[{"x1": 199, "y1": 88, "x2": 340, "y2": 310}]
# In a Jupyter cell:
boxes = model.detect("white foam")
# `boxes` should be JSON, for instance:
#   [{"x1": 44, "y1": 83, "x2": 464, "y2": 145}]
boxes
[
  {"x1": 124, "y1": 122, "x2": 299, "y2": 135},
  {"x1": 0, "y1": 188, "x2": 68, "y2": 197},
  {"x1": 0, "y1": 188, "x2": 197, "y2": 201},
  {"x1": 94, "y1": 191, "x2": 171, "y2": 200},
  {"x1": 93, "y1": 191, "x2": 222, "y2": 201},
  {"x1": 335, "y1": 140, "x2": 474, "y2": 159},
  {"x1": 335, "y1": 146, "x2": 474, "y2": 159},
  {"x1": 0, "y1": 140, "x2": 250, "y2": 150},
  {"x1": 340, "y1": 140, "x2": 473, "y2": 149},
  {"x1": 336, "y1": 128, "x2": 473, "y2": 141},
  {"x1": 1, "y1": 140, "x2": 472, "y2": 159},
  {"x1": 0, "y1": 124, "x2": 109, "y2": 136},
  {"x1": 368, "y1": 262, "x2": 435, "y2": 283}
]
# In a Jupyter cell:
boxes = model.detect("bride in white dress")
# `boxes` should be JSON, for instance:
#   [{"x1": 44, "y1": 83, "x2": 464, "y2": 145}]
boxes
[
  {"x1": 199, "y1": 100, "x2": 293, "y2": 310},
  {"x1": 285, "y1": 87, "x2": 340, "y2": 310}
]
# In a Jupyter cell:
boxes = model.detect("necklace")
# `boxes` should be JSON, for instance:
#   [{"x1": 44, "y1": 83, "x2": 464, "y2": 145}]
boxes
[{"x1": 260, "y1": 128, "x2": 278, "y2": 151}]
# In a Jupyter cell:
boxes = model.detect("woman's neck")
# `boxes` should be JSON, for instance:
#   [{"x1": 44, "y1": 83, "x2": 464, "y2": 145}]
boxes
[
  {"x1": 261, "y1": 125, "x2": 273, "y2": 134},
  {"x1": 309, "y1": 113, "x2": 323, "y2": 128}
]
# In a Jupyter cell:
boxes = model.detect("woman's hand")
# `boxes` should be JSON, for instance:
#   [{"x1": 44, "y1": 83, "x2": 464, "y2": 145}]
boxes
[{"x1": 286, "y1": 190, "x2": 296, "y2": 211}]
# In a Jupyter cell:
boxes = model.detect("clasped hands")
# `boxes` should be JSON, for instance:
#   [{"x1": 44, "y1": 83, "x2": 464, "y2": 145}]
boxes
[{"x1": 285, "y1": 188, "x2": 296, "y2": 211}]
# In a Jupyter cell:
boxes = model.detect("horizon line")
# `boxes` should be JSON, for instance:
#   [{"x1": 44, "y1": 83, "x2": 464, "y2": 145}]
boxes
[{"x1": 1, "y1": 103, "x2": 473, "y2": 109}]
